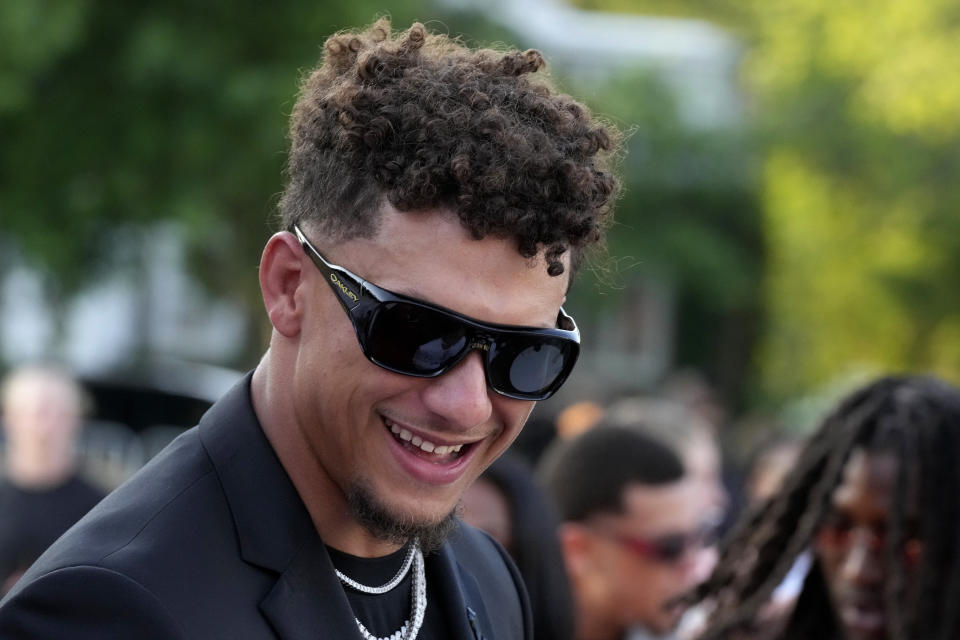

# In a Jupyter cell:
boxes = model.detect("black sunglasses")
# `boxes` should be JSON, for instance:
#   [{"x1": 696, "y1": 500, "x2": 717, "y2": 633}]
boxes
[{"x1": 291, "y1": 224, "x2": 580, "y2": 401}]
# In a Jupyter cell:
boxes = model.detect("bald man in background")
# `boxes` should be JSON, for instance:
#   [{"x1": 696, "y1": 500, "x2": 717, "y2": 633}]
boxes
[{"x1": 0, "y1": 365, "x2": 103, "y2": 594}]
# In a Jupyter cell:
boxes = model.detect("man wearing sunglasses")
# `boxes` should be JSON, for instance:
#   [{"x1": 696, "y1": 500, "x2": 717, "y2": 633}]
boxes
[
  {"x1": 540, "y1": 424, "x2": 719, "y2": 640},
  {"x1": 0, "y1": 17, "x2": 619, "y2": 640}
]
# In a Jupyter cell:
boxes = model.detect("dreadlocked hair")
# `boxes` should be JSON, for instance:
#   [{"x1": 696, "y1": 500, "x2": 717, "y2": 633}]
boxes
[
  {"x1": 279, "y1": 18, "x2": 621, "y2": 278},
  {"x1": 693, "y1": 375, "x2": 960, "y2": 640}
]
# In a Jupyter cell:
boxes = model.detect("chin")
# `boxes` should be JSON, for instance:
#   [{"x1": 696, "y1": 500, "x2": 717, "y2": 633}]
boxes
[{"x1": 347, "y1": 481, "x2": 460, "y2": 552}]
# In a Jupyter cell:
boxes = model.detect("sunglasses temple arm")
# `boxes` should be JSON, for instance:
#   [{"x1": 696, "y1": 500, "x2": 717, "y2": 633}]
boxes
[
  {"x1": 324, "y1": 269, "x2": 369, "y2": 313},
  {"x1": 292, "y1": 225, "x2": 370, "y2": 313}
]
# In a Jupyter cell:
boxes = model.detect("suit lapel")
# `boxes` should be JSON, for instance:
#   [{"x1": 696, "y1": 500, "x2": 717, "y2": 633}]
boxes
[
  {"x1": 431, "y1": 543, "x2": 496, "y2": 640},
  {"x1": 259, "y1": 536, "x2": 361, "y2": 640},
  {"x1": 199, "y1": 375, "x2": 361, "y2": 640}
]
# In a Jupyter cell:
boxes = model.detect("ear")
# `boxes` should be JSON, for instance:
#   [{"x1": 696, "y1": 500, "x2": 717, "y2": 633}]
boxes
[
  {"x1": 558, "y1": 521, "x2": 595, "y2": 579},
  {"x1": 259, "y1": 231, "x2": 307, "y2": 338}
]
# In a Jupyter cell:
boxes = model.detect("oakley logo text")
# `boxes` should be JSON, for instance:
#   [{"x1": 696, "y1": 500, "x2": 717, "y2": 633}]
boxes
[{"x1": 329, "y1": 274, "x2": 359, "y2": 302}]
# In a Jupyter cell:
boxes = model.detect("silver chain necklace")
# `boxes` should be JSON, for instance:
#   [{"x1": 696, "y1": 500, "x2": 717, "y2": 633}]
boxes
[
  {"x1": 335, "y1": 540, "x2": 417, "y2": 595},
  {"x1": 336, "y1": 540, "x2": 427, "y2": 640}
]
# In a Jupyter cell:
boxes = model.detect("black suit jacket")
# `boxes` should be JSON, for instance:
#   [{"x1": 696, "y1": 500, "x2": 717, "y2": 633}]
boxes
[{"x1": 0, "y1": 375, "x2": 532, "y2": 639}]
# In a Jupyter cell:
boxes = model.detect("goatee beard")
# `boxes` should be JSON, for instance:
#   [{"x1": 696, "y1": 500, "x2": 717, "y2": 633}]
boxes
[{"x1": 346, "y1": 481, "x2": 458, "y2": 553}]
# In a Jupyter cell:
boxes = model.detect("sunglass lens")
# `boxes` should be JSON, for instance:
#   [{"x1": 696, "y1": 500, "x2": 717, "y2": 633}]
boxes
[
  {"x1": 489, "y1": 338, "x2": 574, "y2": 398},
  {"x1": 366, "y1": 302, "x2": 469, "y2": 375},
  {"x1": 655, "y1": 535, "x2": 688, "y2": 563}
]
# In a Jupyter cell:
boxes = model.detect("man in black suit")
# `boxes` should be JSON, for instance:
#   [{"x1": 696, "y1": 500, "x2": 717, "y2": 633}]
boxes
[{"x1": 0, "y1": 18, "x2": 620, "y2": 640}]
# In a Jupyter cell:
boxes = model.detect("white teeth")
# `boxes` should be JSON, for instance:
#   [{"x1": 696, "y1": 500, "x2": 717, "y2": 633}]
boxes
[{"x1": 386, "y1": 419, "x2": 465, "y2": 456}]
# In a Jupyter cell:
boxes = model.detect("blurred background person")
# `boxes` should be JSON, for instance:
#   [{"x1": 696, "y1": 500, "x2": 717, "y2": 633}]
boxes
[
  {"x1": 0, "y1": 364, "x2": 104, "y2": 595},
  {"x1": 461, "y1": 452, "x2": 576, "y2": 640},
  {"x1": 606, "y1": 397, "x2": 730, "y2": 531},
  {"x1": 739, "y1": 434, "x2": 811, "y2": 630},
  {"x1": 742, "y1": 435, "x2": 804, "y2": 507},
  {"x1": 540, "y1": 423, "x2": 719, "y2": 640},
  {"x1": 694, "y1": 374, "x2": 960, "y2": 640}
]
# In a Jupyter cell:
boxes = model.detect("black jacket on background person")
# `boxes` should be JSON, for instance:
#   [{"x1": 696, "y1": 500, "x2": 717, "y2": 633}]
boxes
[
  {"x1": 0, "y1": 473, "x2": 103, "y2": 594},
  {"x1": 0, "y1": 375, "x2": 531, "y2": 639}
]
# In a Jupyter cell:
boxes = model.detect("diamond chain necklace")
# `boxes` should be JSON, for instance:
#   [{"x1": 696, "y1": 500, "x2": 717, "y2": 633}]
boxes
[
  {"x1": 335, "y1": 540, "x2": 418, "y2": 595},
  {"x1": 336, "y1": 539, "x2": 427, "y2": 640}
]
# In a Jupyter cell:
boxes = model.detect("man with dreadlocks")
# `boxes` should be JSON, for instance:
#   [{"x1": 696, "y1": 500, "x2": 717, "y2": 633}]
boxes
[
  {"x1": 692, "y1": 375, "x2": 960, "y2": 640},
  {"x1": 0, "y1": 18, "x2": 620, "y2": 639}
]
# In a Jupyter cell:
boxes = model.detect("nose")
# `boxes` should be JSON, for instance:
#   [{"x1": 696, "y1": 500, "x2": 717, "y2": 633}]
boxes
[
  {"x1": 839, "y1": 529, "x2": 884, "y2": 587},
  {"x1": 421, "y1": 351, "x2": 494, "y2": 430}
]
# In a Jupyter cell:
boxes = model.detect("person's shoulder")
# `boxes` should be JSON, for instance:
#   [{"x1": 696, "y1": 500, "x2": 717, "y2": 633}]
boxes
[
  {"x1": 4, "y1": 427, "x2": 225, "y2": 593},
  {"x1": 0, "y1": 564, "x2": 187, "y2": 639},
  {"x1": 0, "y1": 426, "x2": 252, "y2": 635}
]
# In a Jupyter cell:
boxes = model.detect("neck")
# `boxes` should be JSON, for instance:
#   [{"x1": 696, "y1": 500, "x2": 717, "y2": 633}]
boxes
[
  {"x1": 575, "y1": 612, "x2": 622, "y2": 640},
  {"x1": 251, "y1": 352, "x2": 404, "y2": 558},
  {"x1": 572, "y1": 575, "x2": 623, "y2": 640}
]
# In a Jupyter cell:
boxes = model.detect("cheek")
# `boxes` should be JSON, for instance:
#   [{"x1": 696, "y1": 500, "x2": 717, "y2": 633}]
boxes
[
  {"x1": 644, "y1": 566, "x2": 680, "y2": 599},
  {"x1": 612, "y1": 555, "x2": 651, "y2": 593},
  {"x1": 293, "y1": 351, "x2": 394, "y2": 449},
  {"x1": 490, "y1": 398, "x2": 534, "y2": 446}
]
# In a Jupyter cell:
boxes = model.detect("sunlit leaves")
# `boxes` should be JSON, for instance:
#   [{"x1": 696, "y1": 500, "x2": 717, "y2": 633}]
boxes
[{"x1": 560, "y1": 0, "x2": 960, "y2": 398}]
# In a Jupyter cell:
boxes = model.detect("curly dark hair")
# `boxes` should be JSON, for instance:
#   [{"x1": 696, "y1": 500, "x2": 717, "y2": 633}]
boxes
[
  {"x1": 693, "y1": 375, "x2": 960, "y2": 640},
  {"x1": 278, "y1": 18, "x2": 621, "y2": 277}
]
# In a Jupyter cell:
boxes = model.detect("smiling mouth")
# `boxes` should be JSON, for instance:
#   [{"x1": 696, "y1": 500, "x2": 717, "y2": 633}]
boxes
[{"x1": 385, "y1": 418, "x2": 471, "y2": 463}]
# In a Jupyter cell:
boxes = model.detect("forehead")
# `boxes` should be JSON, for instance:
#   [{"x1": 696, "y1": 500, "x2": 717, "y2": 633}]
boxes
[
  {"x1": 831, "y1": 449, "x2": 901, "y2": 519},
  {"x1": 616, "y1": 479, "x2": 705, "y2": 534},
  {"x1": 321, "y1": 204, "x2": 570, "y2": 328},
  {"x1": 3, "y1": 371, "x2": 78, "y2": 410}
]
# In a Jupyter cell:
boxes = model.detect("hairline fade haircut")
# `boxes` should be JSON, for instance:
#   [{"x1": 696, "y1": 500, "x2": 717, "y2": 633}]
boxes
[
  {"x1": 539, "y1": 424, "x2": 685, "y2": 523},
  {"x1": 278, "y1": 18, "x2": 621, "y2": 278},
  {"x1": 695, "y1": 375, "x2": 960, "y2": 640}
]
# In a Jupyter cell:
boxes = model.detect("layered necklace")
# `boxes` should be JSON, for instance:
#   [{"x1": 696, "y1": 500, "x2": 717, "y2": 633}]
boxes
[{"x1": 335, "y1": 539, "x2": 427, "y2": 640}]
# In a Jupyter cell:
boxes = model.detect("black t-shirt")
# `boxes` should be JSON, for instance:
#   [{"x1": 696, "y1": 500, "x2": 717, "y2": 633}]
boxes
[
  {"x1": 328, "y1": 543, "x2": 449, "y2": 639},
  {"x1": 0, "y1": 474, "x2": 104, "y2": 591}
]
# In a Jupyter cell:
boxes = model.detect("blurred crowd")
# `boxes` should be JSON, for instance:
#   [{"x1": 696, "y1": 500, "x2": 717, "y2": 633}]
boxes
[
  {"x1": 460, "y1": 372, "x2": 960, "y2": 640},
  {"x1": 2, "y1": 361, "x2": 959, "y2": 640}
]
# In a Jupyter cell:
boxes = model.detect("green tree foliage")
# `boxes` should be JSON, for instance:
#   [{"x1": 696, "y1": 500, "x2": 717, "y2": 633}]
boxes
[
  {"x1": 0, "y1": 0, "x2": 432, "y2": 363},
  {"x1": 747, "y1": 0, "x2": 960, "y2": 396},
  {"x1": 572, "y1": 0, "x2": 960, "y2": 400},
  {"x1": 2, "y1": 0, "x2": 764, "y2": 386},
  {"x1": 572, "y1": 0, "x2": 749, "y2": 32},
  {"x1": 567, "y1": 69, "x2": 763, "y2": 406}
]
